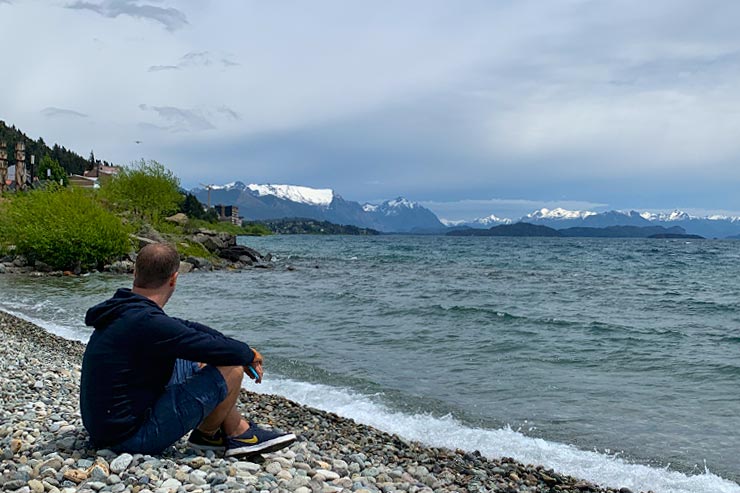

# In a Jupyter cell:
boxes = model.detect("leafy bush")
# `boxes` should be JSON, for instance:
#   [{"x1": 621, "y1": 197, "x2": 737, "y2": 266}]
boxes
[
  {"x1": 0, "y1": 187, "x2": 131, "y2": 270},
  {"x1": 100, "y1": 160, "x2": 182, "y2": 222}
]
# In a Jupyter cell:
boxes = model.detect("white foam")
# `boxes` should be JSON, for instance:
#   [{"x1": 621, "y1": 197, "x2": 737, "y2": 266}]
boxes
[{"x1": 250, "y1": 376, "x2": 740, "y2": 493}]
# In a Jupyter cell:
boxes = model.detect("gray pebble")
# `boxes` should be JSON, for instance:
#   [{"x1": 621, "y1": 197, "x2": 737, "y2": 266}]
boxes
[{"x1": 110, "y1": 453, "x2": 133, "y2": 474}]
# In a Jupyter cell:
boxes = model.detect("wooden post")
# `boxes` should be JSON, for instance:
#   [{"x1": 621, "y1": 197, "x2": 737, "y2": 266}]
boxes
[
  {"x1": 15, "y1": 142, "x2": 26, "y2": 190},
  {"x1": 0, "y1": 141, "x2": 7, "y2": 192}
]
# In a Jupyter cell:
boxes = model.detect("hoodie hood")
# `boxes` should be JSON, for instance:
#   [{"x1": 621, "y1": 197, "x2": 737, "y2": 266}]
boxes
[{"x1": 85, "y1": 288, "x2": 161, "y2": 329}]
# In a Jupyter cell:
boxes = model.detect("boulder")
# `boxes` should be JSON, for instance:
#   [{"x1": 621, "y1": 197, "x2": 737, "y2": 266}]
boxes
[
  {"x1": 217, "y1": 232, "x2": 237, "y2": 248},
  {"x1": 165, "y1": 213, "x2": 188, "y2": 226},
  {"x1": 137, "y1": 225, "x2": 165, "y2": 243},
  {"x1": 130, "y1": 235, "x2": 158, "y2": 250},
  {"x1": 12, "y1": 255, "x2": 27, "y2": 267},
  {"x1": 34, "y1": 260, "x2": 53, "y2": 272},
  {"x1": 185, "y1": 256, "x2": 212, "y2": 271},
  {"x1": 219, "y1": 245, "x2": 262, "y2": 263},
  {"x1": 178, "y1": 261, "x2": 194, "y2": 274},
  {"x1": 199, "y1": 235, "x2": 224, "y2": 253},
  {"x1": 109, "y1": 260, "x2": 134, "y2": 274}
]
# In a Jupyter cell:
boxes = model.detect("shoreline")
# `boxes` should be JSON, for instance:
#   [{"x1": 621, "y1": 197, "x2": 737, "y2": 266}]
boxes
[{"x1": 0, "y1": 310, "x2": 636, "y2": 493}]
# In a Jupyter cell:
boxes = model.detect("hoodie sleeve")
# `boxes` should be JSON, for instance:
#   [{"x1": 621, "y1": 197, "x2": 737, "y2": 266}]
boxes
[
  {"x1": 145, "y1": 313, "x2": 255, "y2": 366},
  {"x1": 171, "y1": 317, "x2": 228, "y2": 338}
]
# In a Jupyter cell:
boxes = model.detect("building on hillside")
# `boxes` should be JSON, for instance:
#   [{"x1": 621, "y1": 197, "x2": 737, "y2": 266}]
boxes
[
  {"x1": 213, "y1": 204, "x2": 242, "y2": 225},
  {"x1": 84, "y1": 164, "x2": 119, "y2": 185},
  {"x1": 68, "y1": 175, "x2": 99, "y2": 189}
]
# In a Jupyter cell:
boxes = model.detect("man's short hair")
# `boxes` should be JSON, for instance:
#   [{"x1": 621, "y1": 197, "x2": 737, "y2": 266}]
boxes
[{"x1": 134, "y1": 243, "x2": 180, "y2": 289}]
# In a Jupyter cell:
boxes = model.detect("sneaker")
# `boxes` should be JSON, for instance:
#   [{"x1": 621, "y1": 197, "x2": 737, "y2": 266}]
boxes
[
  {"x1": 224, "y1": 422, "x2": 297, "y2": 458},
  {"x1": 187, "y1": 428, "x2": 227, "y2": 452}
]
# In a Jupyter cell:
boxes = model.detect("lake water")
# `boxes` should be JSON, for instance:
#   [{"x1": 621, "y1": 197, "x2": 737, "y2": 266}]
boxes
[{"x1": 1, "y1": 235, "x2": 739, "y2": 493}]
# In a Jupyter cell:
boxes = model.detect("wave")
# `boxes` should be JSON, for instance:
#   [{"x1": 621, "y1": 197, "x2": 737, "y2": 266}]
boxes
[{"x1": 252, "y1": 376, "x2": 740, "y2": 493}]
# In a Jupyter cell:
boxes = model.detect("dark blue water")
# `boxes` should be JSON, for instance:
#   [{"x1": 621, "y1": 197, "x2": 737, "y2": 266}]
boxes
[{"x1": 2, "y1": 236, "x2": 739, "y2": 493}]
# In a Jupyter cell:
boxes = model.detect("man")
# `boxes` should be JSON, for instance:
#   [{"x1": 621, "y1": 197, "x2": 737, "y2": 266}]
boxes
[{"x1": 80, "y1": 243, "x2": 296, "y2": 457}]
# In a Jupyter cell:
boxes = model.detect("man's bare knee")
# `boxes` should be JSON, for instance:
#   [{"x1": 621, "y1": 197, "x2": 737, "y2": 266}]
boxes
[{"x1": 216, "y1": 365, "x2": 244, "y2": 390}]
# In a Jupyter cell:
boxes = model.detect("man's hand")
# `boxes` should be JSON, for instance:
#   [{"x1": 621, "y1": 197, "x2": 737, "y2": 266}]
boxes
[{"x1": 246, "y1": 348, "x2": 263, "y2": 384}]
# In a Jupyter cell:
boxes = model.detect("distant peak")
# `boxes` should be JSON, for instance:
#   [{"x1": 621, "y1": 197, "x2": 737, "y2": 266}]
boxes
[
  {"x1": 472, "y1": 214, "x2": 512, "y2": 226},
  {"x1": 247, "y1": 183, "x2": 334, "y2": 206},
  {"x1": 209, "y1": 181, "x2": 246, "y2": 191},
  {"x1": 526, "y1": 207, "x2": 597, "y2": 220},
  {"x1": 383, "y1": 197, "x2": 417, "y2": 209},
  {"x1": 640, "y1": 210, "x2": 694, "y2": 222}
]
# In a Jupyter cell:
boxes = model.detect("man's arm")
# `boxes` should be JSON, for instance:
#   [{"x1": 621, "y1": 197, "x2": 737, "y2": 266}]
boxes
[
  {"x1": 172, "y1": 317, "x2": 227, "y2": 337},
  {"x1": 148, "y1": 313, "x2": 255, "y2": 367}
]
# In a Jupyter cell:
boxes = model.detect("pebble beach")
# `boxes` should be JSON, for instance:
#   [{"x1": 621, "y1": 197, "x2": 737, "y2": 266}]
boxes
[{"x1": 0, "y1": 310, "x2": 640, "y2": 493}]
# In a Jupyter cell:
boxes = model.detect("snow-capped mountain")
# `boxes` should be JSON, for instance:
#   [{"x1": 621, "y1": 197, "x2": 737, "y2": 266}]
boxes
[
  {"x1": 640, "y1": 210, "x2": 694, "y2": 222},
  {"x1": 454, "y1": 207, "x2": 740, "y2": 237},
  {"x1": 190, "y1": 183, "x2": 443, "y2": 232},
  {"x1": 471, "y1": 214, "x2": 513, "y2": 227},
  {"x1": 525, "y1": 208, "x2": 597, "y2": 221},
  {"x1": 520, "y1": 208, "x2": 740, "y2": 238},
  {"x1": 246, "y1": 184, "x2": 334, "y2": 207}
]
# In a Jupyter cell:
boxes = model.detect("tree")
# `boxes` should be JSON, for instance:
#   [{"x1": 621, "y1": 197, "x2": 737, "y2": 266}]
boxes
[
  {"x1": 36, "y1": 155, "x2": 68, "y2": 185},
  {"x1": 87, "y1": 150, "x2": 96, "y2": 171},
  {"x1": 100, "y1": 159, "x2": 183, "y2": 223},
  {"x1": 180, "y1": 192, "x2": 218, "y2": 221}
]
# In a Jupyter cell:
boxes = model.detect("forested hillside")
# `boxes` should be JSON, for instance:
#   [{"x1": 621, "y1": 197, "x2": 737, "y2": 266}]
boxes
[{"x1": 0, "y1": 120, "x2": 112, "y2": 176}]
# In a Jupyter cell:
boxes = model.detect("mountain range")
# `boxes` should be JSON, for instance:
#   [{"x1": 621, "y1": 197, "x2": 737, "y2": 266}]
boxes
[
  {"x1": 191, "y1": 183, "x2": 740, "y2": 237},
  {"x1": 191, "y1": 182, "x2": 444, "y2": 233}
]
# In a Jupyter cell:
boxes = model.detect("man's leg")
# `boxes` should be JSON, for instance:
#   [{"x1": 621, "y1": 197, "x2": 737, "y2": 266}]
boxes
[
  {"x1": 188, "y1": 365, "x2": 296, "y2": 458},
  {"x1": 196, "y1": 366, "x2": 249, "y2": 437}
]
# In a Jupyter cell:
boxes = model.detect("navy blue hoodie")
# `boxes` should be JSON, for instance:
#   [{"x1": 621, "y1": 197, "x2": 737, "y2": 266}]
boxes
[{"x1": 80, "y1": 288, "x2": 254, "y2": 447}]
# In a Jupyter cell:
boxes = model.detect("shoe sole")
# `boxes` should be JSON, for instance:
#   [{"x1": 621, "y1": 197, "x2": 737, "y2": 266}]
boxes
[
  {"x1": 224, "y1": 433, "x2": 297, "y2": 458},
  {"x1": 188, "y1": 442, "x2": 226, "y2": 452}
]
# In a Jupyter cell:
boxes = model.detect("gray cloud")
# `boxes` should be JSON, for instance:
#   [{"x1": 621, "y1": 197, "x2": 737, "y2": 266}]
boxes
[
  {"x1": 148, "y1": 65, "x2": 179, "y2": 72},
  {"x1": 148, "y1": 51, "x2": 238, "y2": 72},
  {"x1": 139, "y1": 104, "x2": 215, "y2": 132},
  {"x1": 217, "y1": 107, "x2": 240, "y2": 121},
  {"x1": 66, "y1": 0, "x2": 187, "y2": 31},
  {"x1": 41, "y1": 107, "x2": 88, "y2": 119}
]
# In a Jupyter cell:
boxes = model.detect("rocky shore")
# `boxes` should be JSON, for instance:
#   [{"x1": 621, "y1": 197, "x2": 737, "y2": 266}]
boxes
[
  {"x1": 0, "y1": 226, "x2": 273, "y2": 277},
  {"x1": 0, "y1": 311, "x2": 641, "y2": 493}
]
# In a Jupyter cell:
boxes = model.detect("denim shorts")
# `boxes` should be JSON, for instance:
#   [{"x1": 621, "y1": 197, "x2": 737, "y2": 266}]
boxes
[{"x1": 111, "y1": 360, "x2": 228, "y2": 455}]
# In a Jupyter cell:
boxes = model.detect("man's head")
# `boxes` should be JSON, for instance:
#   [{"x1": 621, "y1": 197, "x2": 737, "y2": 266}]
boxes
[{"x1": 133, "y1": 244, "x2": 180, "y2": 305}]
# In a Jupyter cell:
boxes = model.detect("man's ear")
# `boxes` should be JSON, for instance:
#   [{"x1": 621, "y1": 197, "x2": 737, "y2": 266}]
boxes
[{"x1": 169, "y1": 271, "x2": 179, "y2": 287}]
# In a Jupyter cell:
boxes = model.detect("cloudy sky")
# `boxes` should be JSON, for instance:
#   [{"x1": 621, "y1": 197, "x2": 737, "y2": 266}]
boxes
[{"x1": 3, "y1": 0, "x2": 740, "y2": 220}]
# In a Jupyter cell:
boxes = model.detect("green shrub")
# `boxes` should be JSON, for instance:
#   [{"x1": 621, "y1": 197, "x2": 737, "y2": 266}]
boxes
[
  {"x1": 100, "y1": 160, "x2": 183, "y2": 222},
  {"x1": 176, "y1": 241, "x2": 213, "y2": 259},
  {"x1": 242, "y1": 222, "x2": 272, "y2": 236},
  {"x1": 185, "y1": 218, "x2": 272, "y2": 236},
  {"x1": 0, "y1": 187, "x2": 131, "y2": 270}
]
